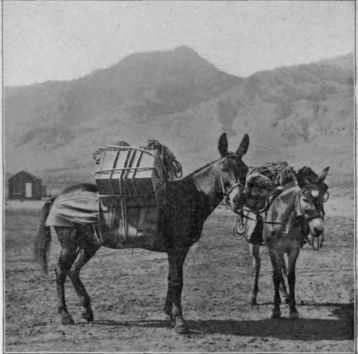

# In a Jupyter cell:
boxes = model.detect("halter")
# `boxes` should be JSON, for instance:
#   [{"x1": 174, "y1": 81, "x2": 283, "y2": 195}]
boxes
[
  {"x1": 296, "y1": 189, "x2": 328, "y2": 250},
  {"x1": 192, "y1": 154, "x2": 246, "y2": 205},
  {"x1": 219, "y1": 175, "x2": 244, "y2": 202},
  {"x1": 295, "y1": 190, "x2": 325, "y2": 221},
  {"x1": 217, "y1": 154, "x2": 246, "y2": 202}
]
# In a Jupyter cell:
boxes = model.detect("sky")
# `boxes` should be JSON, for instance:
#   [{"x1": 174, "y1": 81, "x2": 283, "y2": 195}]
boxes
[{"x1": 3, "y1": 1, "x2": 355, "y2": 87}]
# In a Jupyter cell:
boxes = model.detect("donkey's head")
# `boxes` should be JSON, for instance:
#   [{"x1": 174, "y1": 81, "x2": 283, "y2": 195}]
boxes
[
  {"x1": 216, "y1": 132, "x2": 249, "y2": 210},
  {"x1": 296, "y1": 166, "x2": 330, "y2": 237}
]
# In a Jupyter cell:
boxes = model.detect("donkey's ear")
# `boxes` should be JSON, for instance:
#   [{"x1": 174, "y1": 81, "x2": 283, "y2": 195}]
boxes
[
  {"x1": 317, "y1": 167, "x2": 329, "y2": 184},
  {"x1": 236, "y1": 134, "x2": 249, "y2": 157},
  {"x1": 218, "y1": 132, "x2": 229, "y2": 157}
]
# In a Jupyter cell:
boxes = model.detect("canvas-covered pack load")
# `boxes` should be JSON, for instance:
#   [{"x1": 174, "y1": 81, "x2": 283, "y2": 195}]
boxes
[
  {"x1": 93, "y1": 140, "x2": 182, "y2": 248},
  {"x1": 244, "y1": 162, "x2": 296, "y2": 212}
]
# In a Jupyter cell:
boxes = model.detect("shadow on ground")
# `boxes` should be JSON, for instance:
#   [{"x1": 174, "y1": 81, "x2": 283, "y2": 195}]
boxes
[{"x1": 91, "y1": 303, "x2": 353, "y2": 341}]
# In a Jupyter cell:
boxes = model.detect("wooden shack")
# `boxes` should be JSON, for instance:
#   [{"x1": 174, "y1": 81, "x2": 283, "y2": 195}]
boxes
[{"x1": 8, "y1": 170, "x2": 45, "y2": 200}]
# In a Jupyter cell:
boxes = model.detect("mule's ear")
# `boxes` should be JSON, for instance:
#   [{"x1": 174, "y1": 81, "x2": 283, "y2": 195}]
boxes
[
  {"x1": 218, "y1": 132, "x2": 229, "y2": 157},
  {"x1": 296, "y1": 167, "x2": 308, "y2": 188},
  {"x1": 236, "y1": 134, "x2": 249, "y2": 157},
  {"x1": 317, "y1": 167, "x2": 329, "y2": 184},
  {"x1": 296, "y1": 176, "x2": 307, "y2": 188}
]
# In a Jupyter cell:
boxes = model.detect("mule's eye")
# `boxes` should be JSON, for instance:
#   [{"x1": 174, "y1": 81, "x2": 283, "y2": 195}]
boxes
[
  {"x1": 222, "y1": 167, "x2": 229, "y2": 173},
  {"x1": 302, "y1": 198, "x2": 309, "y2": 203}
]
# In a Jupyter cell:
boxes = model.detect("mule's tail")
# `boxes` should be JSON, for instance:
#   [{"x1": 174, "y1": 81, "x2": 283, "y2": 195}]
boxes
[{"x1": 33, "y1": 197, "x2": 55, "y2": 274}]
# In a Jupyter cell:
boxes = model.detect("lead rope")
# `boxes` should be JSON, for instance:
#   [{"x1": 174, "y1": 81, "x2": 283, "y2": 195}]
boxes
[
  {"x1": 232, "y1": 210, "x2": 249, "y2": 240},
  {"x1": 312, "y1": 233, "x2": 323, "y2": 251}
]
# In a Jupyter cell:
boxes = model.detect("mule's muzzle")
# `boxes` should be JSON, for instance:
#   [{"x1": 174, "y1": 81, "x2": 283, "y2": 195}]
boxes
[
  {"x1": 308, "y1": 217, "x2": 324, "y2": 237},
  {"x1": 227, "y1": 185, "x2": 249, "y2": 213}
]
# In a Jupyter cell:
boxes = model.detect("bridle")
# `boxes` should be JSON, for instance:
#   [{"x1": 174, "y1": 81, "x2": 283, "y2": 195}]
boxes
[
  {"x1": 221, "y1": 179, "x2": 245, "y2": 204},
  {"x1": 295, "y1": 190, "x2": 322, "y2": 221},
  {"x1": 217, "y1": 155, "x2": 246, "y2": 203},
  {"x1": 295, "y1": 188, "x2": 329, "y2": 250}
]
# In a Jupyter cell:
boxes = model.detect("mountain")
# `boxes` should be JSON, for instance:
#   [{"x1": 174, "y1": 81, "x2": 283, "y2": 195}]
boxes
[{"x1": 4, "y1": 48, "x2": 354, "y2": 192}]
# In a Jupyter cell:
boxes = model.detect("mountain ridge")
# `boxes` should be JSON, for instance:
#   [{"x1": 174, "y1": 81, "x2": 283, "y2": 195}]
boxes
[{"x1": 4, "y1": 47, "x2": 354, "y2": 191}]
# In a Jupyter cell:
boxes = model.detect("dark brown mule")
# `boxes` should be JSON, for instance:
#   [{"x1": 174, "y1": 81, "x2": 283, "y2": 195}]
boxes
[
  {"x1": 34, "y1": 133, "x2": 249, "y2": 334},
  {"x1": 264, "y1": 166, "x2": 329, "y2": 319}
]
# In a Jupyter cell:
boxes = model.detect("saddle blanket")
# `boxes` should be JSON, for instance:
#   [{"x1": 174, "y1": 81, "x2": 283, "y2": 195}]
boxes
[{"x1": 46, "y1": 191, "x2": 99, "y2": 227}]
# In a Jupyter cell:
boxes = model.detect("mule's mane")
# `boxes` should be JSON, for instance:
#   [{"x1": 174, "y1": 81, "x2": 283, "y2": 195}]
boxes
[
  {"x1": 183, "y1": 153, "x2": 241, "y2": 180},
  {"x1": 183, "y1": 158, "x2": 221, "y2": 180}
]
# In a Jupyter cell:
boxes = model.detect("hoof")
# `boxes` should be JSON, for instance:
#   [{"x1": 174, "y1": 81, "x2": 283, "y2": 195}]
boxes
[
  {"x1": 290, "y1": 311, "x2": 299, "y2": 320},
  {"x1": 271, "y1": 310, "x2": 281, "y2": 319},
  {"x1": 250, "y1": 297, "x2": 257, "y2": 306},
  {"x1": 61, "y1": 313, "x2": 75, "y2": 325},
  {"x1": 164, "y1": 310, "x2": 172, "y2": 320},
  {"x1": 165, "y1": 314, "x2": 174, "y2": 322},
  {"x1": 81, "y1": 310, "x2": 94, "y2": 322},
  {"x1": 164, "y1": 305, "x2": 172, "y2": 320},
  {"x1": 174, "y1": 318, "x2": 190, "y2": 334},
  {"x1": 175, "y1": 323, "x2": 190, "y2": 334}
]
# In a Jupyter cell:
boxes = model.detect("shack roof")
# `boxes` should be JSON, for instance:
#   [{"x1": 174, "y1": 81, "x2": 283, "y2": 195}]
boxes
[{"x1": 8, "y1": 170, "x2": 42, "y2": 183}]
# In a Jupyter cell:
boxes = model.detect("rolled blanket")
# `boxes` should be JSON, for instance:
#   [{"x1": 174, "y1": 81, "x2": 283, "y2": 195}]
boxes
[
  {"x1": 46, "y1": 191, "x2": 99, "y2": 227},
  {"x1": 245, "y1": 172, "x2": 275, "y2": 211}
]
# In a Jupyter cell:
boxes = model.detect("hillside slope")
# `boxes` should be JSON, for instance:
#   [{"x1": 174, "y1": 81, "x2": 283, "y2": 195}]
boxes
[{"x1": 4, "y1": 48, "x2": 353, "y2": 191}]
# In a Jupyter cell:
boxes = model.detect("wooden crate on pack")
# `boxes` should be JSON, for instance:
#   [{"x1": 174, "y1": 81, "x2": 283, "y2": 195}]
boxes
[
  {"x1": 95, "y1": 146, "x2": 165, "y2": 204},
  {"x1": 94, "y1": 145, "x2": 166, "y2": 246}
]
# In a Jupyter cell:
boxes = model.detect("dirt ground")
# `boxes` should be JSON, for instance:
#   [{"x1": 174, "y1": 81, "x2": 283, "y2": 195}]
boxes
[{"x1": 4, "y1": 186, "x2": 355, "y2": 352}]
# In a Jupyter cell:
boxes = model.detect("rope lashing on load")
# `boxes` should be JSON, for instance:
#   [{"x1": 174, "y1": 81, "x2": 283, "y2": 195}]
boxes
[
  {"x1": 145, "y1": 139, "x2": 183, "y2": 178},
  {"x1": 93, "y1": 140, "x2": 183, "y2": 179}
]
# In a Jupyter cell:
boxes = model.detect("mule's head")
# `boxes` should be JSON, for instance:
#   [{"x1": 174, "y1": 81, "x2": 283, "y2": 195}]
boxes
[
  {"x1": 217, "y1": 132, "x2": 249, "y2": 210},
  {"x1": 296, "y1": 167, "x2": 329, "y2": 237}
]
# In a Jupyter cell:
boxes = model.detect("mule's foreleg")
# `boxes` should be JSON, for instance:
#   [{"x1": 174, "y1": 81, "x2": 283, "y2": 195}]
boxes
[
  {"x1": 68, "y1": 247, "x2": 99, "y2": 322},
  {"x1": 167, "y1": 248, "x2": 189, "y2": 334},
  {"x1": 287, "y1": 248, "x2": 300, "y2": 319},
  {"x1": 55, "y1": 228, "x2": 79, "y2": 325},
  {"x1": 249, "y1": 244, "x2": 261, "y2": 305},
  {"x1": 269, "y1": 249, "x2": 282, "y2": 319}
]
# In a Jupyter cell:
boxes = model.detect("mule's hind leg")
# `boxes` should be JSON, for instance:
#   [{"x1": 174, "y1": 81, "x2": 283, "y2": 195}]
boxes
[
  {"x1": 68, "y1": 246, "x2": 99, "y2": 322},
  {"x1": 55, "y1": 227, "x2": 79, "y2": 325},
  {"x1": 164, "y1": 273, "x2": 173, "y2": 321}
]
